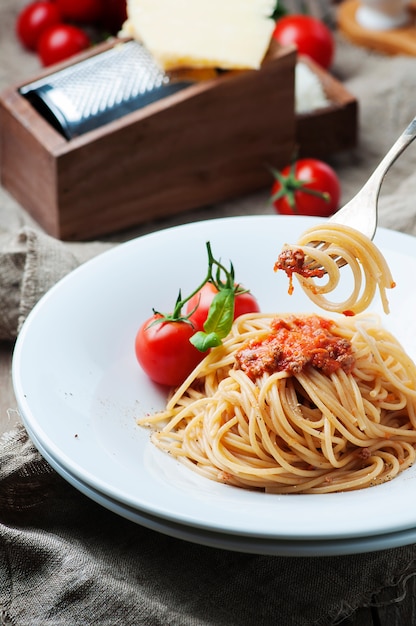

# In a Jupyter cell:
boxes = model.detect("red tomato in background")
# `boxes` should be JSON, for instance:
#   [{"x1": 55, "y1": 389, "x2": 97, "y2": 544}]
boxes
[
  {"x1": 16, "y1": 1, "x2": 62, "y2": 51},
  {"x1": 186, "y1": 282, "x2": 260, "y2": 331},
  {"x1": 101, "y1": 0, "x2": 128, "y2": 33},
  {"x1": 271, "y1": 158, "x2": 341, "y2": 217},
  {"x1": 272, "y1": 15, "x2": 334, "y2": 69},
  {"x1": 135, "y1": 315, "x2": 205, "y2": 387},
  {"x1": 38, "y1": 23, "x2": 90, "y2": 66},
  {"x1": 54, "y1": 0, "x2": 102, "y2": 24}
]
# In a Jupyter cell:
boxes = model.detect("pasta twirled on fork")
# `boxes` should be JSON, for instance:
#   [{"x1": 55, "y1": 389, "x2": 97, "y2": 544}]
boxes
[{"x1": 274, "y1": 223, "x2": 396, "y2": 315}]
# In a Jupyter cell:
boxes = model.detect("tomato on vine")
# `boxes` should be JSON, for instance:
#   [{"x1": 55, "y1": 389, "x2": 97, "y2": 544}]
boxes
[
  {"x1": 134, "y1": 242, "x2": 259, "y2": 386},
  {"x1": 186, "y1": 282, "x2": 260, "y2": 331},
  {"x1": 271, "y1": 158, "x2": 341, "y2": 217},
  {"x1": 135, "y1": 314, "x2": 204, "y2": 387}
]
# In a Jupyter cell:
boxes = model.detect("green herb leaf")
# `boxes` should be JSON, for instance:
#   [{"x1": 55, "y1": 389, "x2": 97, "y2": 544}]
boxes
[
  {"x1": 190, "y1": 331, "x2": 223, "y2": 352},
  {"x1": 189, "y1": 289, "x2": 236, "y2": 352},
  {"x1": 203, "y1": 289, "x2": 235, "y2": 338}
]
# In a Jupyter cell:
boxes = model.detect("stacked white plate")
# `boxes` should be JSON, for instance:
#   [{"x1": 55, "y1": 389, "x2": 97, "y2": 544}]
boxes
[{"x1": 12, "y1": 216, "x2": 416, "y2": 557}]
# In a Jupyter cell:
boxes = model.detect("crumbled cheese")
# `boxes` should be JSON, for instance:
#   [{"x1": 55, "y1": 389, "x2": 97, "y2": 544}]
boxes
[
  {"x1": 123, "y1": 0, "x2": 276, "y2": 71},
  {"x1": 295, "y1": 61, "x2": 330, "y2": 113}
]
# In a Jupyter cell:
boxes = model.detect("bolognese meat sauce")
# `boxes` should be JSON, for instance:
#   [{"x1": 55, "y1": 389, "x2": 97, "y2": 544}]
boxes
[
  {"x1": 274, "y1": 247, "x2": 325, "y2": 295},
  {"x1": 234, "y1": 315, "x2": 355, "y2": 379}
]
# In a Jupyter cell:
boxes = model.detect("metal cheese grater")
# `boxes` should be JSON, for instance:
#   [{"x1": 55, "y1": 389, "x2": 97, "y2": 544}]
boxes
[{"x1": 19, "y1": 40, "x2": 192, "y2": 140}]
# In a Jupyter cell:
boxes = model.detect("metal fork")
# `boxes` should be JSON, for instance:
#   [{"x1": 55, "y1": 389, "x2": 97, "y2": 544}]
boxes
[
  {"x1": 278, "y1": 5, "x2": 416, "y2": 252},
  {"x1": 310, "y1": 116, "x2": 416, "y2": 266}
]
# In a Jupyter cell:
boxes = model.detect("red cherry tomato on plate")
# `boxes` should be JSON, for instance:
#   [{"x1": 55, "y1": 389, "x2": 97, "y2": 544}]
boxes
[
  {"x1": 38, "y1": 24, "x2": 91, "y2": 66},
  {"x1": 16, "y1": 1, "x2": 62, "y2": 51},
  {"x1": 54, "y1": 0, "x2": 102, "y2": 24},
  {"x1": 186, "y1": 282, "x2": 260, "y2": 331},
  {"x1": 271, "y1": 158, "x2": 341, "y2": 217},
  {"x1": 135, "y1": 314, "x2": 205, "y2": 387},
  {"x1": 273, "y1": 15, "x2": 334, "y2": 69}
]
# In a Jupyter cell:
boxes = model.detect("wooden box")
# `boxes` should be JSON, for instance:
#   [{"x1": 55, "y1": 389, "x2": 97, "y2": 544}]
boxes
[
  {"x1": 0, "y1": 39, "x2": 297, "y2": 241},
  {"x1": 0, "y1": 38, "x2": 358, "y2": 242},
  {"x1": 296, "y1": 55, "x2": 358, "y2": 158}
]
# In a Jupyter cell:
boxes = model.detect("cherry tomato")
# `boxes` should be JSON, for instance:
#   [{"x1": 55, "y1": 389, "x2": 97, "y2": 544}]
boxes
[
  {"x1": 272, "y1": 15, "x2": 334, "y2": 69},
  {"x1": 38, "y1": 24, "x2": 91, "y2": 66},
  {"x1": 135, "y1": 314, "x2": 205, "y2": 387},
  {"x1": 185, "y1": 282, "x2": 260, "y2": 331},
  {"x1": 271, "y1": 158, "x2": 341, "y2": 217},
  {"x1": 16, "y1": 1, "x2": 62, "y2": 51},
  {"x1": 101, "y1": 0, "x2": 128, "y2": 33},
  {"x1": 54, "y1": 0, "x2": 102, "y2": 24}
]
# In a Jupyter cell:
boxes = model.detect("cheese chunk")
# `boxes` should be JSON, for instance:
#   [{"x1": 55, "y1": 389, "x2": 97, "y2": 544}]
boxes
[{"x1": 124, "y1": 0, "x2": 276, "y2": 71}]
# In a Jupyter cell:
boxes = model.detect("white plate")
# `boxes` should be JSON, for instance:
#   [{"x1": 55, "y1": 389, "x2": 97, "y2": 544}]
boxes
[
  {"x1": 12, "y1": 215, "x2": 416, "y2": 545},
  {"x1": 27, "y1": 418, "x2": 416, "y2": 557}
]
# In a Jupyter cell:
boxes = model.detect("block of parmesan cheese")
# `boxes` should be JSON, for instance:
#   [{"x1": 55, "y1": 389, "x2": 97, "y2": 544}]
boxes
[{"x1": 123, "y1": 0, "x2": 276, "y2": 71}]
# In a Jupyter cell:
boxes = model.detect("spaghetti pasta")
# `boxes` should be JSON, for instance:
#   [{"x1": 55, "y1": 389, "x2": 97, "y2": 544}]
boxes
[
  {"x1": 274, "y1": 223, "x2": 396, "y2": 315},
  {"x1": 138, "y1": 312, "x2": 416, "y2": 494}
]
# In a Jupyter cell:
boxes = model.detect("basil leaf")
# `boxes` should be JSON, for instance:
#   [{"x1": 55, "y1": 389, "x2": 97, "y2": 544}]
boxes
[
  {"x1": 189, "y1": 289, "x2": 236, "y2": 353},
  {"x1": 203, "y1": 289, "x2": 235, "y2": 338},
  {"x1": 190, "y1": 331, "x2": 223, "y2": 352}
]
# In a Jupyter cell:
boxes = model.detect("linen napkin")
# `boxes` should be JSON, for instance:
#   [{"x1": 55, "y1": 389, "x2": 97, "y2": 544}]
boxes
[
  {"x1": 1, "y1": 425, "x2": 416, "y2": 626},
  {"x1": 1, "y1": 226, "x2": 416, "y2": 625},
  {"x1": 0, "y1": 228, "x2": 113, "y2": 341}
]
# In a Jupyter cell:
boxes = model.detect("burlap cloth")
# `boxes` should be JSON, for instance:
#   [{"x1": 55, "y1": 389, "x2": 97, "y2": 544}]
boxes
[{"x1": 3, "y1": 1, "x2": 416, "y2": 624}]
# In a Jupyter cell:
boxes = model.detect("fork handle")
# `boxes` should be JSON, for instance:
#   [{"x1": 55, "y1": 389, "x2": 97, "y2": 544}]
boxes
[
  {"x1": 331, "y1": 116, "x2": 416, "y2": 237},
  {"x1": 369, "y1": 117, "x2": 416, "y2": 187}
]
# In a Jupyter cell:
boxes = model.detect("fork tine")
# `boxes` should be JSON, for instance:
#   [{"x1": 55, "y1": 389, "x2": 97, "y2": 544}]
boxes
[
  {"x1": 304, "y1": 242, "x2": 347, "y2": 272},
  {"x1": 303, "y1": 114, "x2": 416, "y2": 274}
]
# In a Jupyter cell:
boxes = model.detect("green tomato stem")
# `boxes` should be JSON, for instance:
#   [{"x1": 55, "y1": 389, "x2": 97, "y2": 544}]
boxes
[
  {"x1": 270, "y1": 164, "x2": 330, "y2": 212},
  {"x1": 151, "y1": 241, "x2": 252, "y2": 352},
  {"x1": 161, "y1": 242, "x2": 243, "y2": 321}
]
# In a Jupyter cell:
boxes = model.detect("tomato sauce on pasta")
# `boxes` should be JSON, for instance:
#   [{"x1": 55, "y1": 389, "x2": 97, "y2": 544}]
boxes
[
  {"x1": 138, "y1": 313, "x2": 416, "y2": 494},
  {"x1": 137, "y1": 222, "x2": 416, "y2": 494},
  {"x1": 234, "y1": 315, "x2": 354, "y2": 378}
]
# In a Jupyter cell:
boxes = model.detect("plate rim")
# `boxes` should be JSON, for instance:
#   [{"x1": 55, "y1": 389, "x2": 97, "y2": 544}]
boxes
[{"x1": 12, "y1": 214, "x2": 416, "y2": 543}]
